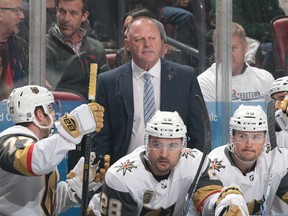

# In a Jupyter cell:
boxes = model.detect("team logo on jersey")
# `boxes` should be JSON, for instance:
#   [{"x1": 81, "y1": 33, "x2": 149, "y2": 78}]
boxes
[
  {"x1": 143, "y1": 190, "x2": 155, "y2": 204},
  {"x1": 181, "y1": 148, "x2": 196, "y2": 158},
  {"x1": 265, "y1": 142, "x2": 272, "y2": 153},
  {"x1": 160, "y1": 179, "x2": 168, "y2": 189},
  {"x1": 211, "y1": 158, "x2": 225, "y2": 172},
  {"x1": 115, "y1": 159, "x2": 137, "y2": 175},
  {"x1": 249, "y1": 174, "x2": 254, "y2": 181}
]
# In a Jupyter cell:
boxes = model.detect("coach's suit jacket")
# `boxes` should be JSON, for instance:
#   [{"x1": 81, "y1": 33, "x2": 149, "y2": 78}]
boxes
[{"x1": 92, "y1": 59, "x2": 205, "y2": 164}]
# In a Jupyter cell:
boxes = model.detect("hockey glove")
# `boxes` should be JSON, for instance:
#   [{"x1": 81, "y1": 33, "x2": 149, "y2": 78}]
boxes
[
  {"x1": 281, "y1": 96, "x2": 288, "y2": 114},
  {"x1": 55, "y1": 103, "x2": 104, "y2": 144},
  {"x1": 66, "y1": 152, "x2": 109, "y2": 199},
  {"x1": 95, "y1": 154, "x2": 110, "y2": 183},
  {"x1": 88, "y1": 102, "x2": 104, "y2": 132},
  {"x1": 215, "y1": 184, "x2": 249, "y2": 216}
]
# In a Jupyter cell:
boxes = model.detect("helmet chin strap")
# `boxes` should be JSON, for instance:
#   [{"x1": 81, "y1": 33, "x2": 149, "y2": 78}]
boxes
[{"x1": 144, "y1": 153, "x2": 156, "y2": 168}]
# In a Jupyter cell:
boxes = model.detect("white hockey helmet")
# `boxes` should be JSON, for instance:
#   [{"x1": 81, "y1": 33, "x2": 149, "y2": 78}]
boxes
[
  {"x1": 7, "y1": 85, "x2": 55, "y2": 124},
  {"x1": 230, "y1": 105, "x2": 267, "y2": 132},
  {"x1": 269, "y1": 76, "x2": 288, "y2": 97},
  {"x1": 146, "y1": 110, "x2": 187, "y2": 140}
]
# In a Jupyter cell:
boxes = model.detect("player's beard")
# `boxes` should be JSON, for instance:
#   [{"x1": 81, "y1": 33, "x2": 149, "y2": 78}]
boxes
[
  {"x1": 228, "y1": 143, "x2": 257, "y2": 165},
  {"x1": 145, "y1": 151, "x2": 181, "y2": 176}
]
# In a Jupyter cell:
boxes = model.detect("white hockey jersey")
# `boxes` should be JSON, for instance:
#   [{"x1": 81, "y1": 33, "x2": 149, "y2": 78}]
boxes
[
  {"x1": 0, "y1": 125, "x2": 79, "y2": 216},
  {"x1": 208, "y1": 145, "x2": 288, "y2": 215},
  {"x1": 276, "y1": 130, "x2": 288, "y2": 149},
  {"x1": 97, "y1": 146, "x2": 223, "y2": 216}
]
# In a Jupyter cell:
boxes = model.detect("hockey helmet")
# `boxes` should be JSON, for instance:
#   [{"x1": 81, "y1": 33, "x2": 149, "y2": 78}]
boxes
[
  {"x1": 230, "y1": 105, "x2": 267, "y2": 132},
  {"x1": 7, "y1": 85, "x2": 55, "y2": 124},
  {"x1": 146, "y1": 110, "x2": 187, "y2": 139},
  {"x1": 269, "y1": 76, "x2": 288, "y2": 97}
]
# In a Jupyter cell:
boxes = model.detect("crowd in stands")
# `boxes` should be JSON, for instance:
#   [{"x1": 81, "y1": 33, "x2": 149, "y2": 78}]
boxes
[{"x1": 0, "y1": 0, "x2": 287, "y2": 100}]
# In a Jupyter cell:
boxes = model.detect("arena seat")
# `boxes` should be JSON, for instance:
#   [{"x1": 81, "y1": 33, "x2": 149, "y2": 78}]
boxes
[
  {"x1": 51, "y1": 90, "x2": 85, "y2": 101},
  {"x1": 271, "y1": 15, "x2": 288, "y2": 77},
  {"x1": 106, "y1": 53, "x2": 117, "y2": 69}
]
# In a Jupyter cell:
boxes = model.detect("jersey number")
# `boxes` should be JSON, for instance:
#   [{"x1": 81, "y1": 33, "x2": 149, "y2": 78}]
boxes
[{"x1": 100, "y1": 192, "x2": 122, "y2": 216}]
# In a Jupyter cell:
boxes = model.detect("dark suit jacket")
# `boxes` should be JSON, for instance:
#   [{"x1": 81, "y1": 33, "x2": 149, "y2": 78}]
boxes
[{"x1": 92, "y1": 59, "x2": 205, "y2": 164}]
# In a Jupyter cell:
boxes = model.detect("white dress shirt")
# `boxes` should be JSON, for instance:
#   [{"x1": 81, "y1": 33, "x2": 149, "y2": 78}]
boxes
[{"x1": 128, "y1": 59, "x2": 161, "y2": 153}]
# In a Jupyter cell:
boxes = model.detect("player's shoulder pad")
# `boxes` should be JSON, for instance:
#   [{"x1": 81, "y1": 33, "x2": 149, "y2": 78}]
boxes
[{"x1": 0, "y1": 133, "x2": 37, "y2": 149}]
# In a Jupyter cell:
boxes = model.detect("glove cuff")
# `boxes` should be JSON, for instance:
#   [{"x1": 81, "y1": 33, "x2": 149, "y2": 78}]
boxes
[
  {"x1": 215, "y1": 186, "x2": 243, "y2": 207},
  {"x1": 55, "y1": 122, "x2": 83, "y2": 144},
  {"x1": 55, "y1": 104, "x2": 96, "y2": 144}
]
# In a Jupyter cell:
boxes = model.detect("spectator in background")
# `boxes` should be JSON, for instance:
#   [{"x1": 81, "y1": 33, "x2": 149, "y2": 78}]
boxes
[
  {"x1": 0, "y1": 48, "x2": 9, "y2": 100},
  {"x1": 210, "y1": 0, "x2": 285, "y2": 75},
  {"x1": 0, "y1": 0, "x2": 28, "y2": 92},
  {"x1": 159, "y1": 0, "x2": 197, "y2": 48},
  {"x1": 46, "y1": 0, "x2": 109, "y2": 99},
  {"x1": 93, "y1": 17, "x2": 205, "y2": 165},
  {"x1": 18, "y1": 0, "x2": 57, "y2": 42},
  {"x1": 198, "y1": 22, "x2": 274, "y2": 102}
]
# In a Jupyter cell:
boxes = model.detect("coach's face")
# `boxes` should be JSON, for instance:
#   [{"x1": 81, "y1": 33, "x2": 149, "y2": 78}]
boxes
[{"x1": 125, "y1": 18, "x2": 163, "y2": 71}]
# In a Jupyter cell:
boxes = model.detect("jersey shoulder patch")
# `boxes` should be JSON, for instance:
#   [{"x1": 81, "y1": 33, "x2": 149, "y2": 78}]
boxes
[{"x1": 0, "y1": 133, "x2": 37, "y2": 149}]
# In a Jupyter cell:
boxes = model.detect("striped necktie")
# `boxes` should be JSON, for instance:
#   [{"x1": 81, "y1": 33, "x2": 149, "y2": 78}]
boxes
[{"x1": 143, "y1": 73, "x2": 156, "y2": 125}]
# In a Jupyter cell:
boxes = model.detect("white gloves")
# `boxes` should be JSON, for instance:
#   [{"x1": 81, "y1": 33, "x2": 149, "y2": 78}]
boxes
[
  {"x1": 55, "y1": 103, "x2": 104, "y2": 144},
  {"x1": 215, "y1": 184, "x2": 249, "y2": 216},
  {"x1": 66, "y1": 152, "x2": 110, "y2": 199}
]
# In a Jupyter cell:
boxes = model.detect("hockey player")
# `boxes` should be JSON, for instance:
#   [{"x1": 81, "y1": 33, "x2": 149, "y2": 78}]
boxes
[
  {"x1": 88, "y1": 110, "x2": 249, "y2": 216},
  {"x1": 269, "y1": 76, "x2": 288, "y2": 149},
  {"x1": 208, "y1": 104, "x2": 288, "y2": 215},
  {"x1": 0, "y1": 85, "x2": 109, "y2": 216}
]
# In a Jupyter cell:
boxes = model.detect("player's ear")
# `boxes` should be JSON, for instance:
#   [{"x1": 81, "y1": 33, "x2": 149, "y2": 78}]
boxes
[{"x1": 35, "y1": 108, "x2": 44, "y2": 121}]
